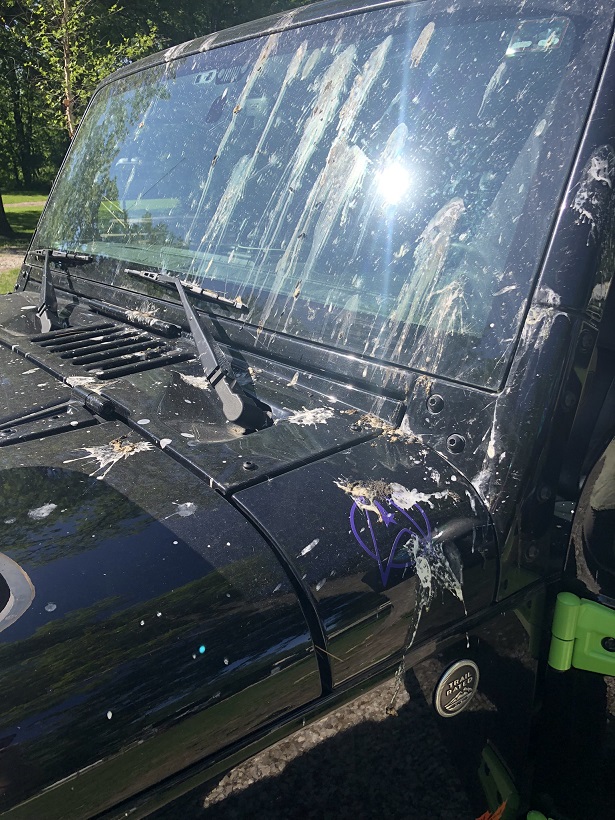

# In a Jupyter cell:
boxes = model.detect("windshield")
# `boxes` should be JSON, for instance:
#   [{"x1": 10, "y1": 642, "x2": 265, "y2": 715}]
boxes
[{"x1": 32, "y1": 1, "x2": 609, "y2": 389}]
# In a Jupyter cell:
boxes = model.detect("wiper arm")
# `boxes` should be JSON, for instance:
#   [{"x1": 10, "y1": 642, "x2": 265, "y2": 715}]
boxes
[
  {"x1": 32, "y1": 248, "x2": 93, "y2": 332},
  {"x1": 126, "y1": 268, "x2": 270, "y2": 432},
  {"x1": 35, "y1": 249, "x2": 61, "y2": 332},
  {"x1": 125, "y1": 268, "x2": 247, "y2": 311}
]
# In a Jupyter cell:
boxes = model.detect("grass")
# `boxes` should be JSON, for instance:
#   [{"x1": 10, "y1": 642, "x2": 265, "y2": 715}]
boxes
[
  {"x1": 2, "y1": 190, "x2": 49, "y2": 205},
  {"x1": 0, "y1": 193, "x2": 47, "y2": 250},
  {"x1": 0, "y1": 269, "x2": 20, "y2": 294}
]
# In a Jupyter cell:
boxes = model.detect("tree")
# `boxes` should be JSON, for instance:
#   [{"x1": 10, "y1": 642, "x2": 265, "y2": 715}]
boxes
[
  {"x1": 0, "y1": 0, "x2": 313, "y2": 190},
  {"x1": 0, "y1": 192, "x2": 15, "y2": 238},
  {"x1": 0, "y1": 2, "x2": 67, "y2": 188},
  {"x1": 23, "y1": 1, "x2": 159, "y2": 138}
]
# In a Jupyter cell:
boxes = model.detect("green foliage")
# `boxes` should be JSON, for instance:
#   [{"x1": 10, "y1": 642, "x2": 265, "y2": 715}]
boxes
[
  {"x1": 23, "y1": 1, "x2": 159, "y2": 136},
  {"x1": 0, "y1": 1, "x2": 313, "y2": 190}
]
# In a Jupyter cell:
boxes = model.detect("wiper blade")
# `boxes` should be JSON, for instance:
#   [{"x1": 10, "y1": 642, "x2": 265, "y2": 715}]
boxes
[
  {"x1": 125, "y1": 268, "x2": 247, "y2": 311},
  {"x1": 126, "y1": 268, "x2": 270, "y2": 432},
  {"x1": 32, "y1": 248, "x2": 94, "y2": 264}
]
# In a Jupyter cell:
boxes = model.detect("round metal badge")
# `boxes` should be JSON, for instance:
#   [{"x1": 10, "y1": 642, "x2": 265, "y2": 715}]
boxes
[{"x1": 434, "y1": 660, "x2": 480, "y2": 717}]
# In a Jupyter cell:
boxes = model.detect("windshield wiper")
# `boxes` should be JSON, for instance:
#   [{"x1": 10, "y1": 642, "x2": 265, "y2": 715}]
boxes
[
  {"x1": 33, "y1": 248, "x2": 93, "y2": 265},
  {"x1": 126, "y1": 268, "x2": 270, "y2": 432},
  {"x1": 125, "y1": 268, "x2": 247, "y2": 311},
  {"x1": 31, "y1": 249, "x2": 93, "y2": 332}
]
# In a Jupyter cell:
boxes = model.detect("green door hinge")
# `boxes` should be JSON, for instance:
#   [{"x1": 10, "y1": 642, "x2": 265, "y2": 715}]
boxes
[{"x1": 548, "y1": 592, "x2": 615, "y2": 674}]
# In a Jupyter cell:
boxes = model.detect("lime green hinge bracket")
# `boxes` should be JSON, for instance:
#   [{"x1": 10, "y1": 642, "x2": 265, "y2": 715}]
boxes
[{"x1": 548, "y1": 592, "x2": 615, "y2": 674}]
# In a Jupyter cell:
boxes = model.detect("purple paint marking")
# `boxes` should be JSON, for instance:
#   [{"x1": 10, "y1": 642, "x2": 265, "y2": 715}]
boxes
[{"x1": 349, "y1": 497, "x2": 432, "y2": 588}]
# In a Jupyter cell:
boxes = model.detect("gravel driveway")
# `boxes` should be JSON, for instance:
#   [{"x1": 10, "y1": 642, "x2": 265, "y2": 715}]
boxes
[
  {"x1": 0, "y1": 249, "x2": 25, "y2": 273},
  {"x1": 155, "y1": 675, "x2": 475, "y2": 820}
]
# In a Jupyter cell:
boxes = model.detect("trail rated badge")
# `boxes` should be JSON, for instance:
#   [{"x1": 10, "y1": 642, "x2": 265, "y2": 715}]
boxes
[{"x1": 434, "y1": 659, "x2": 479, "y2": 717}]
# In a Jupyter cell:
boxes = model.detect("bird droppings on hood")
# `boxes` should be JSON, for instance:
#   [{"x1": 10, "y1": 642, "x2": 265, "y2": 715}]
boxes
[
  {"x1": 44, "y1": 602, "x2": 57, "y2": 613},
  {"x1": 63, "y1": 438, "x2": 153, "y2": 480},
  {"x1": 315, "y1": 578, "x2": 327, "y2": 591},
  {"x1": 335, "y1": 479, "x2": 456, "y2": 521},
  {"x1": 28, "y1": 503, "x2": 58, "y2": 520},
  {"x1": 164, "y1": 501, "x2": 197, "y2": 520},
  {"x1": 571, "y1": 144, "x2": 615, "y2": 242},
  {"x1": 159, "y1": 438, "x2": 172, "y2": 449},
  {"x1": 137, "y1": 418, "x2": 150, "y2": 425},
  {"x1": 125, "y1": 306, "x2": 160, "y2": 327},
  {"x1": 298, "y1": 538, "x2": 319, "y2": 557},
  {"x1": 535, "y1": 286, "x2": 561, "y2": 306},
  {"x1": 106, "y1": 711, "x2": 113, "y2": 720},
  {"x1": 352, "y1": 414, "x2": 396, "y2": 434},
  {"x1": 179, "y1": 373, "x2": 211, "y2": 390},
  {"x1": 287, "y1": 371, "x2": 299, "y2": 387},
  {"x1": 280, "y1": 407, "x2": 334, "y2": 426},
  {"x1": 66, "y1": 376, "x2": 118, "y2": 393},
  {"x1": 334, "y1": 478, "x2": 392, "y2": 520},
  {"x1": 21, "y1": 368, "x2": 38, "y2": 375},
  {"x1": 335, "y1": 477, "x2": 465, "y2": 638}
]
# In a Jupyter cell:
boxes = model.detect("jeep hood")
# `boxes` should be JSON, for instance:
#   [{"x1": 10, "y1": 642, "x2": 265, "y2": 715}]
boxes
[{"x1": 0, "y1": 291, "x2": 497, "y2": 815}]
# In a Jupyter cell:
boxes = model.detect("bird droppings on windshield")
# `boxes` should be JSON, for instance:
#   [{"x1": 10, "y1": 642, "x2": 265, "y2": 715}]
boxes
[
  {"x1": 478, "y1": 61, "x2": 507, "y2": 118},
  {"x1": 410, "y1": 21, "x2": 435, "y2": 67},
  {"x1": 63, "y1": 438, "x2": 154, "y2": 480},
  {"x1": 367, "y1": 196, "x2": 467, "y2": 369}
]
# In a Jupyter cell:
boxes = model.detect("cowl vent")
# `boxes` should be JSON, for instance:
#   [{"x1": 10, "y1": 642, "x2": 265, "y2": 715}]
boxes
[{"x1": 31, "y1": 322, "x2": 191, "y2": 379}]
